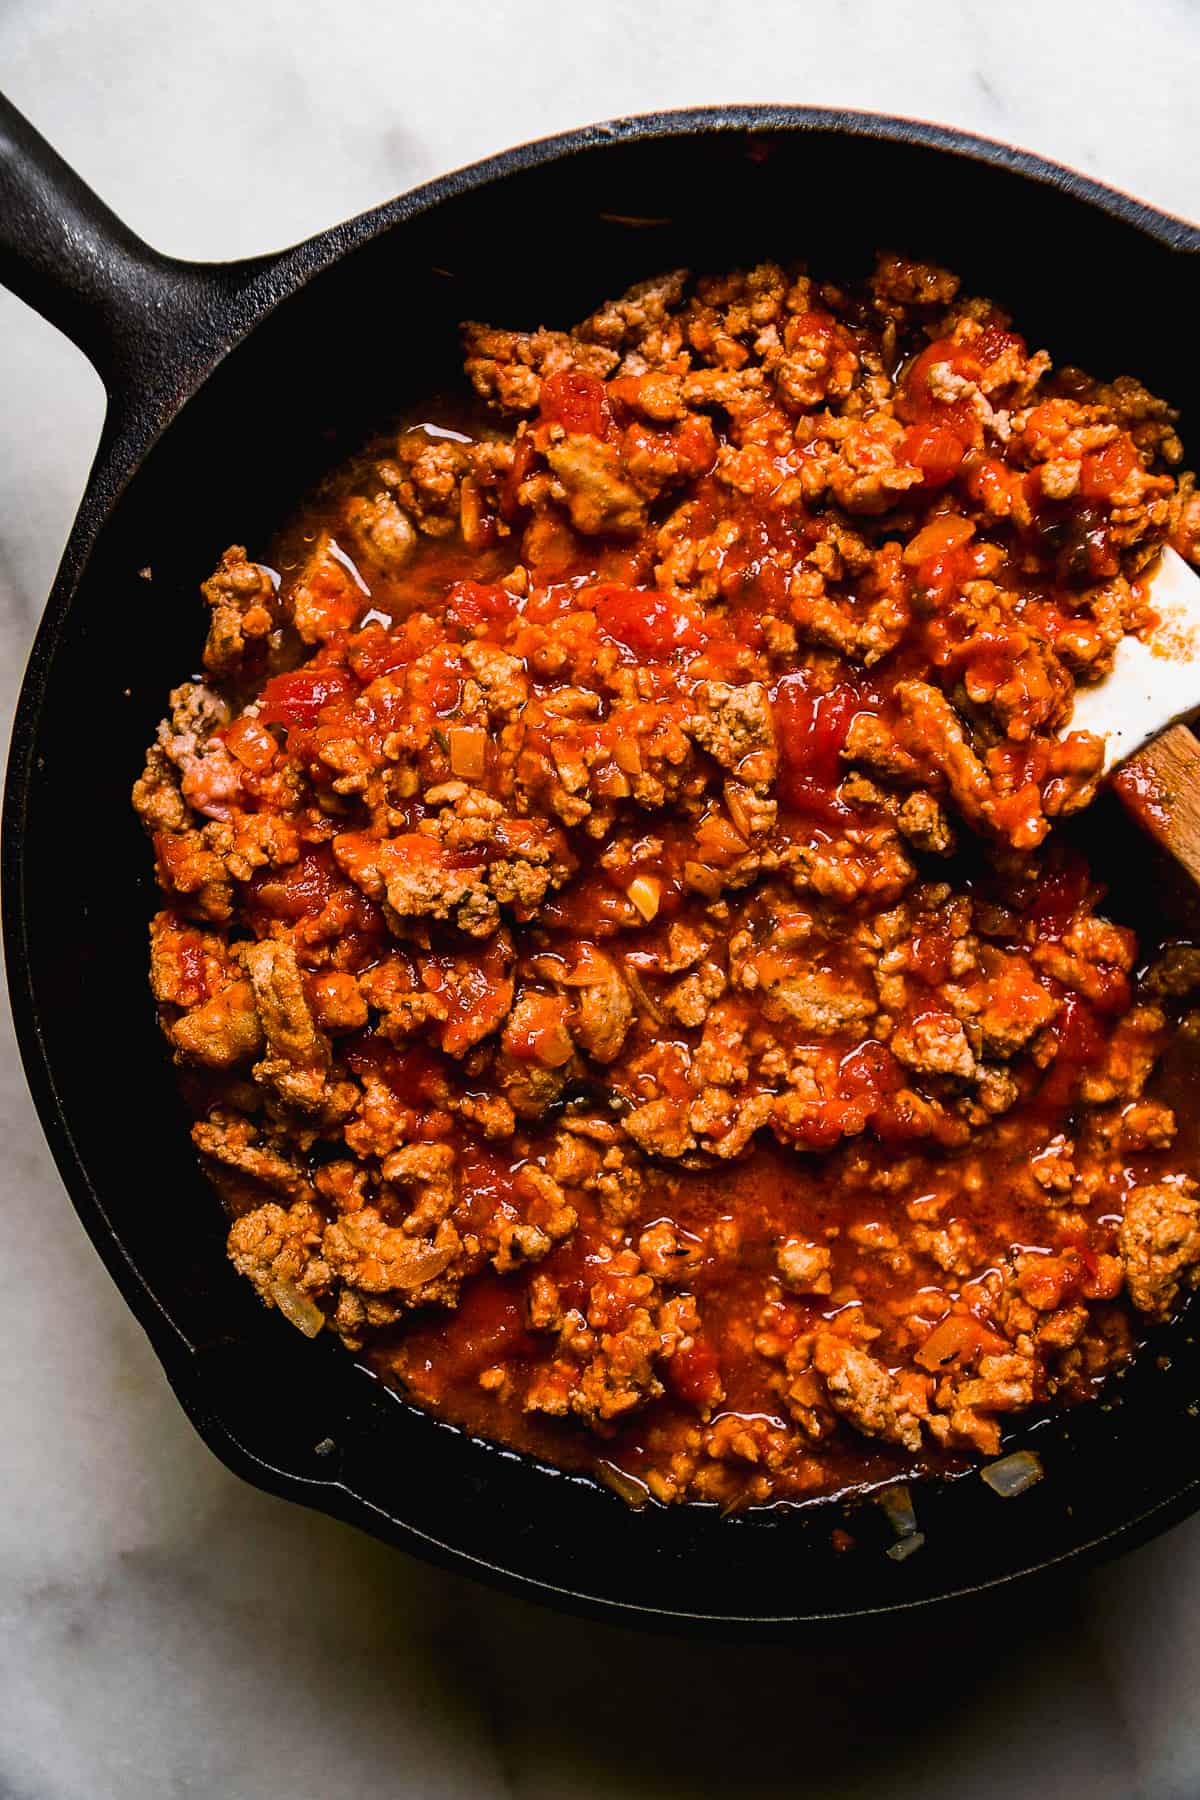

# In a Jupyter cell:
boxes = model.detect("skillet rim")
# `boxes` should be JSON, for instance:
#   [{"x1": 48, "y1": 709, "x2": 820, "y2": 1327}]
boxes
[{"x1": 4, "y1": 101, "x2": 1199, "y2": 1633}]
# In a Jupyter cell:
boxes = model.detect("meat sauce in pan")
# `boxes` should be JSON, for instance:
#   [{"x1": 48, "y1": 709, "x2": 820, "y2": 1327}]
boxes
[{"x1": 136, "y1": 253, "x2": 1200, "y2": 1511}]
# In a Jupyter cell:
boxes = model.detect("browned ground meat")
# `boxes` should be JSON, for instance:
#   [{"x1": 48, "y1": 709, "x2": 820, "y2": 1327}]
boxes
[{"x1": 135, "y1": 252, "x2": 1200, "y2": 1511}]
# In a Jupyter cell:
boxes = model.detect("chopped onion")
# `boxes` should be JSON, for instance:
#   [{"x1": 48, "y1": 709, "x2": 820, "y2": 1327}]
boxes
[
  {"x1": 875, "y1": 1482, "x2": 918, "y2": 1539},
  {"x1": 597, "y1": 767, "x2": 631, "y2": 800},
  {"x1": 724, "y1": 782, "x2": 751, "y2": 840},
  {"x1": 449, "y1": 725, "x2": 487, "y2": 779},
  {"x1": 981, "y1": 1450, "x2": 1044, "y2": 1498},
  {"x1": 271, "y1": 1280, "x2": 325, "y2": 1338},
  {"x1": 682, "y1": 860, "x2": 721, "y2": 899},
  {"x1": 391, "y1": 1242, "x2": 456, "y2": 1291},
  {"x1": 886, "y1": 1530, "x2": 926, "y2": 1562},
  {"x1": 623, "y1": 963, "x2": 664, "y2": 1024},
  {"x1": 915, "y1": 1311, "x2": 979, "y2": 1372},
  {"x1": 597, "y1": 1460, "x2": 650, "y2": 1508},
  {"x1": 627, "y1": 875, "x2": 661, "y2": 921}
]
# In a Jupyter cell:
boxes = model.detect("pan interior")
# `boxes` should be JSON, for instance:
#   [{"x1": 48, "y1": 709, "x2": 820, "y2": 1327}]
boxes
[{"x1": 14, "y1": 122, "x2": 1200, "y2": 1622}]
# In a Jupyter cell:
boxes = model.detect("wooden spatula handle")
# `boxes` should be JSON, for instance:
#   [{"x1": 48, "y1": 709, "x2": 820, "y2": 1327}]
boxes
[{"x1": 1112, "y1": 723, "x2": 1200, "y2": 887}]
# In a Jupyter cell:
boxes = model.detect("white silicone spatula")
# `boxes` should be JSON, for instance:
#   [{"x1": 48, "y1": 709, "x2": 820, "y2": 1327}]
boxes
[{"x1": 1068, "y1": 547, "x2": 1200, "y2": 881}]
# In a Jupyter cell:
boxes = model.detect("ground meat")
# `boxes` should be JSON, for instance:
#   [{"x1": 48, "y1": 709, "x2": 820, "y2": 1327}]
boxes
[
  {"x1": 463, "y1": 322, "x2": 618, "y2": 412},
  {"x1": 136, "y1": 250, "x2": 1200, "y2": 1514},
  {"x1": 568, "y1": 953, "x2": 634, "y2": 1063},
  {"x1": 813, "y1": 1336, "x2": 926, "y2": 1452},
  {"x1": 544, "y1": 436, "x2": 648, "y2": 535},
  {"x1": 344, "y1": 491, "x2": 417, "y2": 571},
  {"x1": 193, "y1": 1111, "x2": 313, "y2": 1204},
  {"x1": 892, "y1": 1011, "x2": 977, "y2": 1080},
  {"x1": 323, "y1": 1209, "x2": 460, "y2": 1302},
  {"x1": 1119, "y1": 1182, "x2": 1200, "y2": 1318},
  {"x1": 623, "y1": 1098, "x2": 697, "y2": 1160},
  {"x1": 777, "y1": 1237, "x2": 833, "y2": 1295},
  {"x1": 242, "y1": 938, "x2": 355, "y2": 1118},
  {"x1": 228, "y1": 1199, "x2": 330, "y2": 1333},
  {"x1": 686, "y1": 681, "x2": 777, "y2": 781},
  {"x1": 171, "y1": 978, "x2": 263, "y2": 1069},
  {"x1": 753, "y1": 964, "x2": 876, "y2": 1036},
  {"x1": 200, "y1": 546, "x2": 281, "y2": 677},
  {"x1": 896, "y1": 791, "x2": 955, "y2": 855}
]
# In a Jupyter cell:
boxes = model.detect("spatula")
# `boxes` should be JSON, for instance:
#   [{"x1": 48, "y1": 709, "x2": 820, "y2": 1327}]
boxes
[{"x1": 1066, "y1": 547, "x2": 1200, "y2": 883}]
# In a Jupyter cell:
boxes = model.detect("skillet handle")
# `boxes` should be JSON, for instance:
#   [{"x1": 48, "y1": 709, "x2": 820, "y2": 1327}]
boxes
[{"x1": 0, "y1": 92, "x2": 265, "y2": 413}]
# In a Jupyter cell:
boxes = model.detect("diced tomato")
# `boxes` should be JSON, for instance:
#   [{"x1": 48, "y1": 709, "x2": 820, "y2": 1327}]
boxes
[
  {"x1": 425, "y1": 668, "x2": 465, "y2": 715},
  {"x1": 258, "y1": 665, "x2": 358, "y2": 728},
  {"x1": 1038, "y1": 993, "x2": 1105, "y2": 1111},
  {"x1": 907, "y1": 926, "x2": 958, "y2": 986},
  {"x1": 965, "y1": 454, "x2": 1019, "y2": 515},
  {"x1": 838, "y1": 1040, "x2": 903, "y2": 1106},
  {"x1": 344, "y1": 1035, "x2": 448, "y2": 1109},
  {"x1": 897, "y1": 340, "x2": 984, "y2": 488},
  {"x1": 1029, "y1": 854, "x2": 1089, "y2": 941},
  {"x1": 249, "y1": 848, "x2": 386, "y2": 943},
  {"x1": 718, "y1": 499, "x2": 811, "y2": 619},
  {"x1": 421, "y1": 936, "x2": 514, "y2": 1058},
  {"x1": 536, "y1": 870, "x2": 644, "y2": 935},
  {"x1": 593, "y1": 584, "x2": 709, "y2": 661},
  {"x1": 382, "y1": 832, "x2": 484, "y2": 874},
  {"x1": 1080, "y1": 436, "x2": 1138, "y2": 502},
  {"x1": 256, "y1": 850, "x2": 343, "y2": 918},
  {"x1": 904, "y1": 514, "x2": 976, "y2": 565},
  {"x1": 223, "y1": 714, "x2": 278, "y2": 772},
  {"x1": 152, "y1": 832, "x2": 194, "y2": 899},
  {"x1": 499, "y1": 432, "x2": 537, "y2": 520},
  {"x1": 665, "y1": 1337, "x2": 724, "y2": 1411},
  {"x1": 347, "y1": 615, "x2": 439, "y2": 682},
  {"x1": 773, "y1": 671, "x2": 864, "y2": 808},
  {"x1": 903, "y1": 338, "x2": 983, "y2": 409},
  {"x1": 785, "y1": 307, "x2": 839, "y2": 346},
  {"x1": 903, "y1": 419, "x2": 968, "y2": 489},
  {"x1": 1057, "y1": 993, "x2": 1104, "y2": 1061},
  {"x1": 446, "y1": 579, "x2": 516, "y2": 635},
  {"x1": 454, "y1": 1138, "x2": 522, "y2": 1217},
  {"x1": 619, "y1": 413, "x2": 718, "y2": 486},
  {"x1": 975, "y1": 323, "x2": 1025, "y2": 365},
  {"x1": 538, "y1": 368, "x2": 613, "y2": 438}
]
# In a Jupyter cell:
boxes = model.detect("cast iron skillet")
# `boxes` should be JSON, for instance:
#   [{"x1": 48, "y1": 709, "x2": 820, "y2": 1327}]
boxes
[{"x1": 3, "y1": 93, "x2": 1199, "y2": 1635}]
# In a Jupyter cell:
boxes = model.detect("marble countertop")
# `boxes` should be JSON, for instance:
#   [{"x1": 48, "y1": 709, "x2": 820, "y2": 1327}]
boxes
[{"x1": 0, "y1": 4, "x2": 1196, "y2": 1794}]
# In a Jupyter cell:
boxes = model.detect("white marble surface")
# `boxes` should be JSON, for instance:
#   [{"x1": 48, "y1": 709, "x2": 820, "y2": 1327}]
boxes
[{"x1": 0, "y1": 3, "x2": 1197, "y2": 1794}]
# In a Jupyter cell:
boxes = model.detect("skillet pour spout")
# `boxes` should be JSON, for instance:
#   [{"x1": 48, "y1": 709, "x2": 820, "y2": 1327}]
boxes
[{"x1": 2, "y1": 88, "x2": 1199, "y2": 1634}]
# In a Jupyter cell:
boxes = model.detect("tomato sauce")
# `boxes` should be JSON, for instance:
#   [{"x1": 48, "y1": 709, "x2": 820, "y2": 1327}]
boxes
[{"x1": 137, "y1": 250, "x2": 1200, "y2": 1515}]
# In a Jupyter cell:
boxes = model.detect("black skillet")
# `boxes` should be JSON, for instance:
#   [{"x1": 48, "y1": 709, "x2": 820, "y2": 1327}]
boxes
[{"x1": 3, "y1": 93, "x2": 1199, "y2": 1635}]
